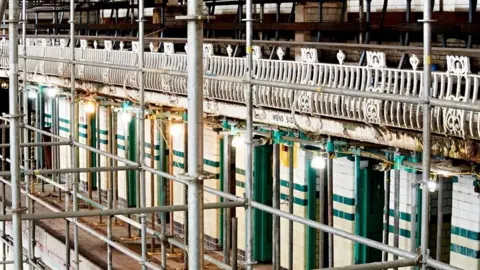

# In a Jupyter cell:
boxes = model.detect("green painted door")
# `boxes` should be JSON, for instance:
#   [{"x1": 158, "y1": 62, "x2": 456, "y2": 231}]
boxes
[
  {"x1": 358, "y1": 160, "x2": 385, "y2": 263},
  {"x1": 252, "y1": 144, "x2": 273, "y2": 262},
  {"x1": 127, "y1": 116, "x2": 137, "y2": 207}
]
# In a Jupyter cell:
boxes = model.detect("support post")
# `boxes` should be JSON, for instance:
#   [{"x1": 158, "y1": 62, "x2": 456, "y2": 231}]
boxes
[
  {"x1": 272, "y1": 143, "x2": 280, "y2": 270},
  {"x1": 0, "y1": 119, "x2": 5, "y2": 270},
  {"x1": 96, "y1": 103, "x2": 102, "y2": 225},
  {"x1": 232, "y1": 217, "x2": 238, "y2": 270},
  {"x1": 288, "y1": 144, "x2": 294, "y2": 270},
  {"x1": 137, "y1": 0, "x2": 148, "y2": 266},
  {"x1": 185, "y1": 0, "x2": 205, "y2": 263},
  {"x1": 410, "y1": 172, "x2": 418, "y2": 270},
  {"x1": 223, "y1": 134, "x2": 232, "y2": 265},
  {"x1": 327, "y1": 143, "x2": 334, "y2": 267},
  {"x1": 158, "y1": 119, "x2": 167, "y2": 269},
  {"x1": 8, "y1": 0, "x2": 24, "y2": 266},
  {"x1": 420, "y1": 0, "x2": 432, "y2": 268},
  {"x1": 394, "y1": 168, "x2": 400, "y2": 269},
  {"x1": 107, "y1": 107, "x2": 114, "y2": 270},
  {"x1": 21, "y1": 0, "x2": 33, "y2": 268},
  {"x1": 382, "y1": 170, "x2": 391, "y2": 262},
  {"x1": 436, "y1": 176, "x2": 443, "y2": 261},
  {"x1": 244, "y1": 0, "x2": 254, "y2": 266}
]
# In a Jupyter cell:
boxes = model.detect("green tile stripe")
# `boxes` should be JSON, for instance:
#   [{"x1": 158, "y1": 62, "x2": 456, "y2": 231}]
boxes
[
  {"x1": 145, "y1": 142, "x2": 160, "y2": 150},
  {"x1": 387, "y1": 224, "x2": 411, "y2": 238},
  {"x1": 388, "y1": 209, "x2": 411, "y2": 222},
  {"x1": 99, "y1": 139, "x2": 108, "y2": 145},
  {"x1": 333, "y1": 194, "x2": 355, "y2": 206},
  {"x1": 117, "y1": 145, "x2": 126, "y2": 151},
  {"x1": 280, "y1": 179, "x2": 308, "y2": 192},
  {"x1": 59, "y1": 127, "x2": 70, "y2": 133},
  {"x1": 452, "y1": 226, "x2": 480, "y2": 241},
  {"x1": 145, "y1": 153, "x2": 160, "y2": 161},
  {"x1": 173, "y1": 161, "x2": 184, "y2": 169},
  {"x1": 78, "y1": 123, "x2": 88, "y2": 129},
  {"x1": 79, "y1": 133, "x2": 88, "y2": 138},
  {"x1": 173, "y1": 150, "x2": 184, "y2": 158},
  {"x1": 236, "y1": 168, "x2": 245, "y2": 175},
  {"x1": 333, "y1": 209, "x2": 355, "y2": 221},
  {"x1": 99, "y1": 129, "x2": 108, "y2": 135},
  {"x1": 116, "y1": 134, "x2": 126, "y2": 140},
  {"x1": 280, "y1": 193, "x2": 307, "y2": 206},
  {"x1": 59, "y1": 118, "x2": 70, "y2": 124},
  {"x1": 45, "y1": 114, "x2": 52, "y2": 119},
  {"x1": 450, "y1": 244, "x2": 480, "y2": 259}
]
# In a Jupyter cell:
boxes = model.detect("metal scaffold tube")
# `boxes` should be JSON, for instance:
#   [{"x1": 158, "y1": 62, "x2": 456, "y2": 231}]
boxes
[
  {"x1": 137, "y1": 0, "x2": 148, "y2": 265},
  {"x1": 183, "y1": 0, "x2": 205, "y2": 263},
  {"x1": 244, "y1": 0, "x2": 254, "y2": 267},
  {"x1": 8, "y1": 0, "x2": 24, "y2": 266},
  {"x1": 21, "y1": 0, "x2": 33, "y2": 268},
  {"x1": 69, "y1": 0, "x2": 80, "y2": 267},
  {"x1": 420, "y1": 0, "x2": 432, "y2": 269}
]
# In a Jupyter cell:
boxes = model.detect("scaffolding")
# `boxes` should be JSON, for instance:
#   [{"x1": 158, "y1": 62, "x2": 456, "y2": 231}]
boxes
[{"x1": 0, "y1": 0, "x2": 469, "y2": 268}]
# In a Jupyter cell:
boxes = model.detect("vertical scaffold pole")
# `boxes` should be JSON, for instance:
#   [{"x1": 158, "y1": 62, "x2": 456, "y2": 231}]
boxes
[
  {"x1": 185, "y1": 0, "x2": 205, "y2": 262},
  {"x1": 21, "y1": 0, "x2": 32, "y2": 268},
  {"x1": 244, "y1": 0, "x2": 254, "y2": 266},
  {"x1": 420, "y1": 0, "x2": 432, "y2": 269},
  {"x1": 8, "y1": 0, "x2": 24, "y2": 267},
  {"x1": 137, "y1": 0, "x2": 147, "y2": 267}
]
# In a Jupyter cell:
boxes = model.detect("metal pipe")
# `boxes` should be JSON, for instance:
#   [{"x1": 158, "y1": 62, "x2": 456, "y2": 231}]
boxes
[
  {"x1": 272, "y1": 143, "x2": 280, "y2": 270},
  {"x1": 21, "y1": 0, "x2": 33, "y2": 268},
  {"x1": 320, "y1": 258, "x2": 418, "y2": 270},
  {"x1": 185, "y1": 0, "x2": 205, "y2": 264},
  {"x1": 8, "y1": 0, "x2": 24, "y2": 266},
  {"x1": 436, "y1": 176, "x2": 443, "y2": 261},
  {"x1": 1, "y1": 120, "x2": 6, "y2": 270},
  {"x1": 222, "y1": 134, "x2": 231, "y2": 265},
  {"x1": 136, "y1": 0, "x2": 147, "y2": 265},
  {"x1": 231, "y1": 217, "x2": 238, "y2": 270},
  {"x1": 393, "y1": 168, "x2": 400, "y2": 269},
  {"x1": 288, "y1": 144, "x2": 294, "y2": 270},
  {"x1": 158, "y1": 119, "x2": 167, "y2": 269},
  {"x1": 318, "y1": 150, "x2": 325, "y2": 268},
  {"x1": 354, "y1": 155, "x2": 361, "y2": 264},
  {"x1": 245, "y1": 0, "x2": 254, "y2": 268},
  {"x1": 69, "y1": 0, "x2": 79, "y2": 267},
  {"x1": 420, "y1": 0, "x2": 432, "y2": 268},
  {"x1": 0, "y1": 141, "x2": 72, "y2": 147},
  {"x1": 327, "y1": 145, "x2": 334, "y2": 267},
  {"x1": 107, "y1": 106, "x2": 114, "y2": 270},
  {"x1": 410, "y1": 172, "x2": 418, "y2": 270},
  {"x1": 0, "y1": 201, "x2": 244, "y2": 221},
  {"x1": 382, "y1": 170, "x2": 391, "y2": 262},
  {"x1": 96, "y1": 103, "x2": 103, "y2": 225}
]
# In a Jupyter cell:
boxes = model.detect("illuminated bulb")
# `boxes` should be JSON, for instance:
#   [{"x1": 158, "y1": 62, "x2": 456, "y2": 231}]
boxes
[
  {"x1": 427, "y1": 181, "x2": 437, "y2": 192},
  {"x1": 84, "y1": 102, "x2": 95, "y2": 114},
  {"x1": 311, "y1": 155, "x2": 326, "y2": 170},
  {"x1": 122, "y1": 112, "x2": 131, "y2": 122},
  {"x1": 231, "y1": 135, "x2": 243, "y2": 148},
  {"x1": 170, "y1": 124, "x2": 183, "y2": 136},
  {"x1": 28, "y1": 91, "x2": 37, "y2": 99},
  {"x1": 46, "y1": 87, "x2": 58, "y2": 98}
]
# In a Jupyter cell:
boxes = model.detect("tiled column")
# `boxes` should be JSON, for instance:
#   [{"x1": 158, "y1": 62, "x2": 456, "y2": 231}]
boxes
[
  {"x1": 116, "y1": 111, "x2": 130, "y2": 207},
  {"x1": 451, "y1": 175, "x2": 480, "y2": 269},
  {"x1": 78, "y1": 103, "x2": 89, "y2": 192}
]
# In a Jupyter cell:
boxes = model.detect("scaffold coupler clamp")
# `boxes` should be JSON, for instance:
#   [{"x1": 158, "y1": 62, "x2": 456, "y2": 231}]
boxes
[
  {"x1": 416, "y1": 247, "x2": 429, "y2": 267},
  {"x1": 10, "y1": 206, "x2": 27, "y2": 214}
]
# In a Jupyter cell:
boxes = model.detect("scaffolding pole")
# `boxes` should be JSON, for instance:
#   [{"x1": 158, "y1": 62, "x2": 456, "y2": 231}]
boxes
[
  {"x1": 420, "y1": 0, "x2": 432, "y2": 269},
  {"x1": 21, "y1": 0, "x2": 33, "y2": 268},
  {"x1": 8, "y1": 0, "x2": 24, "y2": 267}
]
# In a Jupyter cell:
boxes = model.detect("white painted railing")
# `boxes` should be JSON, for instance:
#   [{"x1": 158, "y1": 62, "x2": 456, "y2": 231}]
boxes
[{"x1": 2, "y1": 39, "x2": 480, "y2": 140}]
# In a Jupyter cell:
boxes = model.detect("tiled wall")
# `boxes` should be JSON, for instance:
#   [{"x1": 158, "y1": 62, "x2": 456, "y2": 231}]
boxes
[
  {"x1": 58, "y1": 98, "x2": 72, "y2": 183},
  {"x1": 78, "y1": 102, "x2": 89, "y2": 192},
  {"x1": 171, "y1": 124, "x2": 222, "y2": 249},
  {"x1": 116, "y1": 111, "x2": 130, "y2": 205},
  {"x1": 451, "y1": 176, "x2": 480, "y2": 270},
  {"x1": 332, "y1": 157, "x2": 356, "y2": 267}
]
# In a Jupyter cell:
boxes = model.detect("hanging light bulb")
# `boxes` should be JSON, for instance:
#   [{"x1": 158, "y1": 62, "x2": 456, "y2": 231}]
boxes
[
  {"x1": 84, "y1": 101, "x2": 96, "y2": 114},
  {"x1": 170, "y1": 123, "x2": 183, "y2": 136},
  {"x1": 311, "y1": 153, "x2": 326, "y2": 170},
  {"x1": 46, "y1": 87, "x2": 58, "y2": 98},
  {"x1": 28, "y1": 90, "x2": 37, "y2": 99},
  {"x1": 231, "y1": 135, "x2": 243, "y2": 148},
  {"x1": 427, "y1": 180, "x2": 437, "y2": 192}
]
